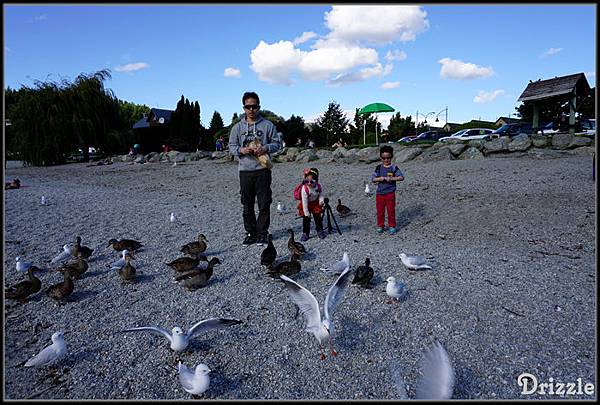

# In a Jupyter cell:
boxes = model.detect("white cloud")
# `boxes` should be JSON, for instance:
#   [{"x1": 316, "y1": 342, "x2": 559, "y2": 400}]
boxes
[
  {"x1": 381, "y1": 81, "x2": 400, "y2": 89},
  {"x1": 293, "y1": 31, "x2": 317, "y2": 45},
  {"x1": 473, "y1": 89, "x2": 505, "y2": 103},
  {"x1": 324, "y1": 5, "x2": 429, "y2": 45},
  {"x1": 249, "y1": 6, "x2": 428, "y2": 86},
  {"x1": 34, "y1": 14, "x2": 47, "y2": 21},
  {"x1": 439, "y1": 57, "x2": 494, "y2": 80},
  {"x1": 385, "y1": 50, "x2": 407, "y2": 62},
  {"x1": 541, "y1": 47, "x2": 563, "y2": 58},
  {"x1": 224, "y1": 67, "x2": 241, "y2": 78},
  {"x1": 114, "y1": 62, "x2": 150, "y2": 73},
  {"x1": 250, "y1": 40, "x2": 303, "y2": 85},
  {"x1": 327, "y1": 63, "x2": 392, "y2": 86}
]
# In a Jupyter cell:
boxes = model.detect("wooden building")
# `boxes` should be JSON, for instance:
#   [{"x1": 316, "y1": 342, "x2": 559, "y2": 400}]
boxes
[{"x1": 132, "y1": 108, "x2": 174, "y2": 152}]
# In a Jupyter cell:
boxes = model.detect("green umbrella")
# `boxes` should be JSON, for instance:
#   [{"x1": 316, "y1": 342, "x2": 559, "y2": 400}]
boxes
[{"x1": 358, "y1": 103, "x2": 395, "y2": 144}]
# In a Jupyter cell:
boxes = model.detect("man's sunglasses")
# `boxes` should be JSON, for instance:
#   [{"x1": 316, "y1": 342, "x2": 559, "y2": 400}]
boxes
[{"x1": 243, "y1": 104, "x2": 260, "y2": 111}]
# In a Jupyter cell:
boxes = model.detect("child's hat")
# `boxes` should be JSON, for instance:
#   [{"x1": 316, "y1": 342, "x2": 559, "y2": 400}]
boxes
[{"x1": 304, "y1": 167, "x2": 319, "y2": 180}]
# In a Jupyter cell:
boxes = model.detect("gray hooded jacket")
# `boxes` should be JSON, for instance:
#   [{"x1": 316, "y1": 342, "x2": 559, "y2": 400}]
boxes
[{"x1": 228, "y1": 114, "x2": 282, "y2": 172}]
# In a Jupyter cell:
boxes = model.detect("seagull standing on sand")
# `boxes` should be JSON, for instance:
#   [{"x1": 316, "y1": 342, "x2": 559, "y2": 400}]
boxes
[
  {"x1": 385, "y1": 276, "x2": 408, "y2": 303},
  {"x1": 178, "y1": 362, "x2": 211, "y2": 396},
  {"x1": 50, "y1": 244, "x2": 74, "y2": 265},
  {"x1": 320, "y1": 252, "x2": 350, "y2": 275},
  {"x1": 16, "y1": 256, "x2": 34, "y2": 273},
  {"x1": 391, "y1": 341, "x2": 455, "y2": 399},
  {"x1": 120, "y1": 318, "x2": 242, "y2": 352},
  {"x1": 279, "y1": 266, "x2": 355, "y2": 360},
  {"x1": 365, "y1": 183, "x2": 371, "y2": 196},
  {"x1": 41, "y1": 195, "x2": 46, "y2": 205},
  {"x1": 276, "y1": 202, "x2": 286, "y2": 215},
  {"x1": 399, "y1": 253, "x2": 433, "y2": 271},
  {"x1": 170, "y1": 212, "x2": 177, "y2": 222},
  {"x1": 109, "y1": 249, "x2": 132, "y2": 270},
  {"x1": 24, "y1": 331, "x2": 67, "y2": 368}
]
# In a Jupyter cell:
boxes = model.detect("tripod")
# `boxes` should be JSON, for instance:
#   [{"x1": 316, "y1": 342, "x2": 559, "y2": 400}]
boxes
[{"x1": 323, "y1": 198, "x2": 342, "y2": 235}]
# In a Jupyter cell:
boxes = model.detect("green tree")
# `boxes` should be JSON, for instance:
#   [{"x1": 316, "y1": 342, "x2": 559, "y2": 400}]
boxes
[
  {"x1": 313, "y1": 101, "x2": 349, "y2": 147},
  {"x1": 284, "y1": 114, "x2": 309, "y2": 147},
  {"x1": 387, "y1": 112, "x2": 415, "y2": 141}
]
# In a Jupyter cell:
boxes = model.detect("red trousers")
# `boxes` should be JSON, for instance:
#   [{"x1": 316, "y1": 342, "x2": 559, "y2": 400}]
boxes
[{"x1": 376, "y1": 192, "x2": 396, "y2": 228}]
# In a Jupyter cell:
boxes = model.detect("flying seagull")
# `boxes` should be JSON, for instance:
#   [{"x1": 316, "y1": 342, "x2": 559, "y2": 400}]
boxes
[{"x1": 279, "y1": 266, "x2": 355, "y2": 360}]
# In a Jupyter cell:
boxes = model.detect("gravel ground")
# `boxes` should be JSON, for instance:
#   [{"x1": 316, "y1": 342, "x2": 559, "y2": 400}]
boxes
[{"x1": 3, "y1": 154, "x2": 596, "y2": 400}]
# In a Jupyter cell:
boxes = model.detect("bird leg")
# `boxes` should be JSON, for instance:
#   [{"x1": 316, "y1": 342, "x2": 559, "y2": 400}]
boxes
[
  {"x1": 328, "y1": 336, "x2": 337, "y2": 357},
  {"x1": 319, "y1": 345, "x2": 326, "y2": 360}
]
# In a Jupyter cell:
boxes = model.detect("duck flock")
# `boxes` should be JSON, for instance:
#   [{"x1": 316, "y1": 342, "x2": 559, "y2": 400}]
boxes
[{"x1": 6, "y1": 199, "x2": 454, "y2": 399}]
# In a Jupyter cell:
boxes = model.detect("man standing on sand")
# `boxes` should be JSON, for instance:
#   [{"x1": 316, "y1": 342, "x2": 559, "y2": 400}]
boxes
[{"x1": 229, "y1": 92, "x2": 282, "y2": 246}]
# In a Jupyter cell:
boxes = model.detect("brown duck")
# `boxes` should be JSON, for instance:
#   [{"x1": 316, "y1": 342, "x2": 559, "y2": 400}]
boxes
[
  {"x1": 267, "y1": 254, "x2": 301, "y2": 278},
  {"x1": 75, "y1": 236, "x2": 94, "y2": 259},
  {"x1": 107, "y1": 238, "x2": 143, "y2": 252},
  {"x1": 175, "y1": 257, "x2": 221, "y2": 291},
  {"x1": 119, "y1": 254, "x2": 136, "y2": 283},
  {"x1": 55, "y1": 257, "x2": 89, "y2": 280},
  {"x1": 260, "y1": 234, "x2": 277, "y2": 267},
  {"x1": 166, "y1": 252, "x2": 207, "y2": 273},
  {"x1": 46, "y1": 272, "x2": 74, "y2": 302},
  {"x1": 336, "y1": 199, "x2": 352, "y2": 216},
  {"x1": 180, "y1": 234, "x2": 208, "y2": 257},
  {"x1": 352, "y1": 257, "x2": 374, "y2": 288},
  {"x1": 5, "y1": 266, "x2": 43, "y2": 303},
  {"x1": 287, "y1": 229, "x2": 307, "y2": 258}
]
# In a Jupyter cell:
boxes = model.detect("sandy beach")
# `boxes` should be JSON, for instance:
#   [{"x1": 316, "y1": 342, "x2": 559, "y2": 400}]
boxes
[{"x1": 3, "y1": 153, "x2": 596, "y2": 400}]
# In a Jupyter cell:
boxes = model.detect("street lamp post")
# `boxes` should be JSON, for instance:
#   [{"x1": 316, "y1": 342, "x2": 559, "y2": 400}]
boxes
[
  {"x1": 434, "y1": 106, "x2": 449, "y2": 129},
  {"x1": 416, "y1": 110, "x2": 435, "y2": 135}
]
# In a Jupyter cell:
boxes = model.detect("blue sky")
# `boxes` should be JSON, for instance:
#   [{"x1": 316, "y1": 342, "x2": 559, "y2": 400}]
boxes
[{"x1": 4, "y1": 4, "x2": 596, "y2": 129}]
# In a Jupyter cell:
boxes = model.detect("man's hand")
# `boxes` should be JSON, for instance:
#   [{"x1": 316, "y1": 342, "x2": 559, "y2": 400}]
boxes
[
  {"x1": 255, "y1": 145, "x2": 267, "y2": 156},
  {"x1": 240, "y1": 146, "x2": 254, "y2": 155}
]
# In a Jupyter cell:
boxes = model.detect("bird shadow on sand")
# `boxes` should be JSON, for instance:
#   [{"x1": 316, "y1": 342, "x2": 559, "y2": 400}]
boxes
[
  {"x1": 395, "y1": 203, "x2": 426, "y2": 230},
  {"x1": 203, "y1": 370, "x2": 240, "y2": 398},
  {"x1": 450, "y1": 364, "x2": 482, "y2": 399},
  {"x1": 68, "y1": 289, "x2": 100, "y2": 302},
  {"x1": 132, "y1": 272, "x2": 159, "y2": 284},
  {"x1": 207, "y1": 272, "x2": 235, "y2": 285},
  {"x1": 334, "y1": 314, "x2": 370, "y2": 354}
]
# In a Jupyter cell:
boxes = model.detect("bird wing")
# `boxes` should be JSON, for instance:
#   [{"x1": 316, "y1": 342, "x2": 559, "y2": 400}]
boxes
[
  {"x1": 323, "y1": 266, "x2": 354, "y2": 322},
  {"x1": 279, "y1": 275, "x2": 322, "y2": 334},
  {"x1": 120, "y1": 326, "x2": 172, "y2": 344},
  {"x1": 416, "y1": 341, "x2": 455, "y2": 399},
  {"x1": 389, "y1": 358, "x2": 409, "y2": 400},
  {"x1": 24, "y1": 344, "x2": 59, "y2": 367},
  {"x1": 178, "y1": 362, "x2": 195, "y2": 391},
  {"x1": 408, "y1": 255, "x2": 429, "y2": 267},
  {"x1": 187, "y1": 318, "x2": 242, "y2": 339},
  {"x1": 50, "y1": 249, "x2": 71, "y2": 264}
]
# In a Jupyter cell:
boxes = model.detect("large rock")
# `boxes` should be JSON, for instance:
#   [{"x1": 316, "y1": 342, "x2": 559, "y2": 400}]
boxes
[
  {"x1": 508, "y1": 134, "x2": 532, "y2": 152},
  {"x1": 569, "y1": 146, "x2": 595, "y2": 155},
  {"x1": 483, "y1": 137, "x2": 510, "y2": 154},
  {"x1": 211, "y1": 151, "x2": 229, "y2": 159},
  {"x1": 394, "y1": 147, "x2": 423, "y2": 163},
  {"x1": 458, "y1": 146, "x2": 484, "y2": 160},
  {"x1": 551, "y1": 133, "x2": 574, "y2": 149},
  {"x1": 531, "y1": 135, "x2": 549, "y2": 147},
  {"x1": 296, "y1": 149, "x2": 319, "y2": 162},
  {"x1": 133, "y1": 155, "x2": 146, "y2": 164},
  {"x1": 356, "y1": 146, "x2": 381, "y2": 163},
  {"x1": 467, "y1": 139, "x2": 486, "y2": 150},
  {"x1": 447, "y1": 143, "x2": 467, "y2": 156},
  {"x1": 285, "y1": 147, "x2": 301, "y2": 160},
  {"x1": 147, "y1": 152, "x2": 161, "y2": 163},
  {"x1": 316, "y1": 149, "x2": 333, "y2": 159},
  {"x1": 569, "y1": 136, "x2": 592, "y2": 148},
  {"x1": 332, "y1": 147, "x2": 348, "y2": 158},
  {"x1": 417, "y1": 146, "x2": 454, "y2": 161}
]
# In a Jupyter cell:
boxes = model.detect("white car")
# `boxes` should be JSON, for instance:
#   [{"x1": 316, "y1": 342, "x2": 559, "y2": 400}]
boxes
[{"x1": 439, "y1": 128, "x2": 494, "y2": 142}]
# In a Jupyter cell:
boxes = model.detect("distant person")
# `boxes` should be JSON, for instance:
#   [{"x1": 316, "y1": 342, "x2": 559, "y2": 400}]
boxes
[
  {"x1": 371, "y1": 145, "x2": 404, "y2": 234},
  {"x1": 215, "y1": 137, "x2": 224, "y2": 151},
  {"x1": 307, "y1": 139, "x2": 315, "y2": 148},
  {"x1": 295, "y1": 167, "x2": 327, "y2": 241},
  {"x1": 228, "y1": 91, "x2": 282, "y2": 246},
  {"x1": 162, "y1": 144, "x2": 170, "y2": 153}
]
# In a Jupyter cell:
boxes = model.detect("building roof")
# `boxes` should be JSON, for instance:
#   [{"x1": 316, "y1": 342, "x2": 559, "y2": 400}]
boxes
[
  {"x1": 132, "y1": 108, "x2": 174, "y2": 129},
  {"x1": 496, "y1": 117, "x2": 522, "y2": 125},
  {"x1": 518, "y1": 73, "x2": 591, "y2": 102}
]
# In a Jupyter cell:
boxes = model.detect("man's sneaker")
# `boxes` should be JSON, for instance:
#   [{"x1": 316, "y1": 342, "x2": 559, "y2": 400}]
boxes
[
  {"x1": 256, "y1": 233, "x2": 268, "y2": 246},
  {"x1": 242, "y1": 234, "x2": 257, "y2": 246},
  {"x1": 317, "y1": 230, "x2": 327, "y2": 239},
  {"x1": 376, "y1": 227, "x2": 384, "y2": 234},
  {"x1": 300, "y1": 233, "x2": 309, "y2": 242},
  {"x1": 388, "y1": 227, "x2": 397, "y2": 235}
]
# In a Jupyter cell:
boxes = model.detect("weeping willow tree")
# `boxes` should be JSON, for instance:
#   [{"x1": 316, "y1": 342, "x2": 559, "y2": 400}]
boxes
[{"x1": 7, "y1": 69, "x2": 123, "y2": 166}]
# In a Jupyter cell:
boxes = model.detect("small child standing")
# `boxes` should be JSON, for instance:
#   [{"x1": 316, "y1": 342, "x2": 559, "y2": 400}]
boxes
[
  {"x1": 296, "y1": 167, "x2": 327, "y2": 241},
  {"x1": 371, "y1": 145, "x2": 404, "y2": 234}
]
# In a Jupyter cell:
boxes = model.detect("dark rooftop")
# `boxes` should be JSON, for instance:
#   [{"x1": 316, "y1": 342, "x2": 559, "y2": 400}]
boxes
[{"x1": 518, "y1": 73, "x2": 591, "y2": 102}]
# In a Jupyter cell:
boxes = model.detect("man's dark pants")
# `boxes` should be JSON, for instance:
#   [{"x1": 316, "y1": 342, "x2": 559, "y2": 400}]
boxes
[{"x1": 239, "y1": 169, "x2": 272, "y2": 238}]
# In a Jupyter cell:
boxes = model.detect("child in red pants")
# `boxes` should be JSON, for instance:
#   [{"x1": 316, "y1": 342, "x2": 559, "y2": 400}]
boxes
[{"x1": 371, "y1": 145, "x2": 404, "y2": 234}]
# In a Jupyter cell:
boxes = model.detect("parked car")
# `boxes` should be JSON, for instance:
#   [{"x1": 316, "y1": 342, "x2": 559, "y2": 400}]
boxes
[
  {"x1": 577, "y1": 118, "x2": 595, "y2": 136},
  {"x1": 536, "y1": 122, "x2": 560, "y2": 135},
  {"x1": 412, "y1": 130, "x2": 452, "y2": 142},
  {"x1": 439, "y1": 128, "x2": 494, "y2": 142},
  {"x1": 490, "y1": 122, "x2": 534, "y2": 138},
  {"x1": 397, "y1": 135, "x2": 419, "y2": 143}
]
